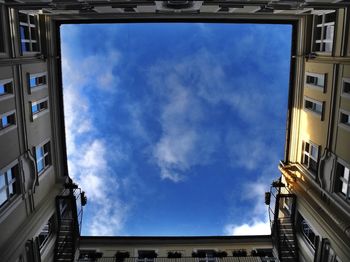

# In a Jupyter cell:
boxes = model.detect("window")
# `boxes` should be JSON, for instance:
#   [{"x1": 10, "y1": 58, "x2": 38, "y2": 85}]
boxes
[
  {"x1": 298, "y1": 214, "x2": 317, "y2": 250},
  {"x1": 314, "y1": 11, "x2": 336, "y2": 53},
  {"x1": 28, "y1": 73, "x2": 47, "y2": 91},
  {"x1": 18, "y1": 12, "x2": 39, "y2": 53},
  {"x1": 31, "y1": 98, "x2": 48, "y2": 120},
  {"x1": 304, "y1": 97, "x2": 323, "y2": 117},
  {"x1": 78, "y1": 250, "x2": 103, "y2": 262},
  {"x1": 196, "y1": 250, "x2": 216, "y2": 262},
  {"x1": 138, "y1": 250, "x2": 157, "y2": 262},
  {"x1": 305, "y1": 72, "x2": 325, "y2": 91},
  {"x1": 336, "y1": 162, "x2": 350, "y2": 200},
  {"x1": 37, "y1": 218, "x2": 53, "y2": 249},
  {"x1": 342, "y1": 78, "x2": 350, "y2": 98},
  {"x1": 0, "y1": 111, "x2": 16, "y2": 133},
  {"x1": 35, "y1": 141, "x2": 51, "y2": 174},
  {"x1": 302, "y1": 141, "x2": 319, "y2": 174},
  {"x1": 339, "y1": 110, "x2": 350, "y2": 131},
  {"x1": 0, "y1": 79, "x2": 13, "y2": 97},
  {"x1": 0, "y1": 163, "x2": 19, "y2": 207},
  {"x1": 321, "y1": 241, "x2": 342, "y2": 262}
]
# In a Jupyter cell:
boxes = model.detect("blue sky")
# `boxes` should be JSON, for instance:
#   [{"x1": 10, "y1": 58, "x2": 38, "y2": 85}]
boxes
[{"x1": 61, "y1": 23, "x2": 292, "y2": 236}]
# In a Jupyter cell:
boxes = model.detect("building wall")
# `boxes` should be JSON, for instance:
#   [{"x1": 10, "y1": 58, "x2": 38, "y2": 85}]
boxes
[
  {"x1": 78, "y1": 237, "x2": 274, "y2": 258},
  {"x1": 0, "y1": 4, "x2": 69, "y2": 262},
  {"x1": 281, "y1": 6, "x2": 350, "y2": 262}
]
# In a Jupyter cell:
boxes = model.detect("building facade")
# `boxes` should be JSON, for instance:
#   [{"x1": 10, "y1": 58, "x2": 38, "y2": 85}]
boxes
[
  {"x1": 275, "y1": 3, "x2": 350, "y2": 262},
  {"x1": 0, "y1": 1, "x2": 349, "y2": 262}
]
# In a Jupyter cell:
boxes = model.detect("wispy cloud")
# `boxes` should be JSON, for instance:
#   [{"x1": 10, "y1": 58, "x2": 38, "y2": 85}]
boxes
[
  {"x1": 61, "y1": 27, "x2": 129, "y2": 235},
  {"x1": 224, "y1": 220, "x2": 270, "y2": 236}
]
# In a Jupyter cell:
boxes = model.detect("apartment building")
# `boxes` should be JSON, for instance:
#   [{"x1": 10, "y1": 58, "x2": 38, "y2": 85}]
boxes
[
  {"x1": 77, "y1": 236, "x2": 276, "y2": 261},
  {"x1": 0, "y1": 3, "x2": 84, "y2": 262},
  {"x1": 0, "y1": 1, "x2": 349, "y2": 262},
  {"x1": 274, "y1": 5, "x2": 350, "y2": 262}
]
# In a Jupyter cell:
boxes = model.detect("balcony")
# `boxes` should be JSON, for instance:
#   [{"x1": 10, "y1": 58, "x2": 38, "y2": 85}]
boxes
[{"x1": 78, "y1": 256, "x2": 279, "y2": 262}]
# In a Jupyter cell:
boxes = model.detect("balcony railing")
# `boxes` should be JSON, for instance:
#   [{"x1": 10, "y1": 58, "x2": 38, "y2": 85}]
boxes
[{"x1": 78, "y1": 256, "x2": 279, "y2": 262}]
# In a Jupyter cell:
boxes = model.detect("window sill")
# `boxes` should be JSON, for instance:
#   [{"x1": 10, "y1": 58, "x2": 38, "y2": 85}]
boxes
[
  {"x1": 0, "y1": 94, "x2": 15, "y2": 102},
  {"x1": 0, "y1": 124, "x2": 17, "y2": 136},
  {"x1": 38, "y1": 165, "x2": 53, "y2": 181},
  {"x1": 338, "y1": 123, "x2": 350, "y2": 132},
  {"x1": 341, "y1": 93, "x2": 350, "y2": 100},
  {"x1": 32, "y1": 109, "x2": 49, "y2": 121},
  {"x1": 298, "y1": 163, "x2": 317, "y2": 181},
  {"x1": 29, "y1": 84, "x2": 47, "y2": 94},
  {"x1": 331, "y1": 193, "x2": 350, "y2": 214},
  {"x1": 0, "y1": 195, "x2": 22, "y2": 224},
  {"x1": 304, "y1": 108, "x2": 323, "y2": 120},
  {"x1": 21, "y1": 51, "x2": 41, "y2": 57},
  {"x1": 305, "y1": 84, "x2": 324, "y2": 92}
]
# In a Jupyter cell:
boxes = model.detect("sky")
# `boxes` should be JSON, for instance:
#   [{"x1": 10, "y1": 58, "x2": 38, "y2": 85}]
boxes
[{"x1": 61, "y1": 23, "x2": 292, "y2": 236}]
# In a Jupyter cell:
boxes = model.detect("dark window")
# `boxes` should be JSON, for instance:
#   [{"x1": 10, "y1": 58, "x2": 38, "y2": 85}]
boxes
[
  {"x1": 29, "y1": 74, "x2": 46, "y2": 90},
  {"x1": 343, "y1": 81, "x2": 350, "y2": 95},
  {"x1": 298, "y1": 214, "x2": 317, "y2": 249},
  {"x1": 313, "y1": 11, "x2": 336, "y2": 52},
  {"x1": 0, "y1": 111, "x2": 16, "y2": 130},
  {"x1": 336, "y1": 162, "x2": 350, "y2": 199},
  {"x1": 0, "y1": 80, "x2": 13, "y2": 96},
  {"x1": 138, "y1": 250, "x2": 157, "y2": 262},
  {"x1": 304, "y1": 99, "x2": 323, "y2": 115},
  {"x1": 340, "y1": 112, "x2": 350, "y2": 126},
  {"x1": 78, "y1": 250, "x2": 103, "y2": 262},
  {"x1": 18, "y1": 12, "x2": 39, "y2": 53},
  {"x1": 32, "y1": 99, "x2": 48, "y2": 117},
  {"x1": 37, "y1": 217, "x2": 54, "y2": 249},
  {"x1": 302, "y1": 141, "x2": 319, "y2": 173},
  {"x1": 0, "y1": 164, "x2": 19, "y2": 207},
  {"x1": 35, "y1": 141, "x2": 51, "y2": 174}
]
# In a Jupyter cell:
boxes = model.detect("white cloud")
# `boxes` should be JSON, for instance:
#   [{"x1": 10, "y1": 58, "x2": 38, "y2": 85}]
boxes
[
  {"x1": 149, "y1": 68, "x2": 217, "y2": 182},
  {"x1": 62, "y1": 37, "x2": 128, "y2": 235},
  {"x1": 224, "y1": 220, "x2": 271, "y2": 236}
]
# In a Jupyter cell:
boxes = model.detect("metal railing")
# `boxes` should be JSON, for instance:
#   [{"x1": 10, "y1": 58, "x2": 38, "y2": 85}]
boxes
[{"x1": 77, "y1": 256, "x2": 279, "y2": 262}]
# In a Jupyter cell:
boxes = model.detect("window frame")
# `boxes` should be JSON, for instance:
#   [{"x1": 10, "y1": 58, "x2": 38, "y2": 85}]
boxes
[
  {"x1": 341, "y1": 78, "x2": 350, "y2": 99},
  {"x1": 338, "y1": 109, "x2": 350, "y2": 132},
  {"x1": 304, "y1": 96, "x2": 324, "y2": 119},
  {"x1": 0, "y1": 160, "x2": 19, "y2": 208},
  {"x1": 0, "y1": 110, "x2": 17, "y2": 136},
  {"x1": 27, "y1": 72, "x2": 47, "y2": 94},
  {"x1": 18, "y1": 11, "x2": 39, "y2": 54},
  {"x1": 302, "y1": 140, "x2": 319, "y2": 175},
  {"x1": 31, "y1": 97, "x2": 49, "y2": 121},
  {"x1": 298, "y1": 213, "x2": 318, "y2": 251},
  {"x1": 313, "y1": 11, "x2": 336, "y2": 54},
  {"x1": 34, "y1": 140, "x2": 51, "y2": 176},
  {"x1": 0, "y1": 78, "x2": 14, "y2": 101},
  {"x1": 335, "y1": 159, "x2": 350, "y2": 201},
  {"x1": 305, "y1": 72, "x2": 326, "y2": 92}
]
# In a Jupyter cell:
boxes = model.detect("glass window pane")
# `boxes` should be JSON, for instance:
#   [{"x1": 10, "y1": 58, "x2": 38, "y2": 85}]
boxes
[
  {"x1": 315, "y1": 103, "x2": 322, "y2": 114},
  {"x1": 341, "y1": 181, "x2": 348, "y2": 195},
  {"x1": 344, "y1": 168, "x2": 349, "y2": 181},
  {"x1": 0, "y1": 174, "x2": 5, "y2": 189},
  {"x1": 344, "y1": 82, "x2": 350, "y2": 94},
  {"x1": 36, "y1": 146, "x2": 43, "y2": 158},
  {"x1": 0, "y1": 85, "x2": 5, "y2": 95},
  {"x1": 310, "y1": 145, "x2": 318, "y2": 158},
  {"x1": 30, "y1": 77, "x2": 36, "y2": 88},
  {"x1": 32, "y1": 104, "x2": 39, "y2": 113},
  {"x1": 0, "y1": 190, "x2": 7, "y2": 206},
  {"x1": 2, "y1": 116, "x2": 8, "y2": 127},
  {"x1": 37, "y1": 159, "x2": 44, "y2": 172}
]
